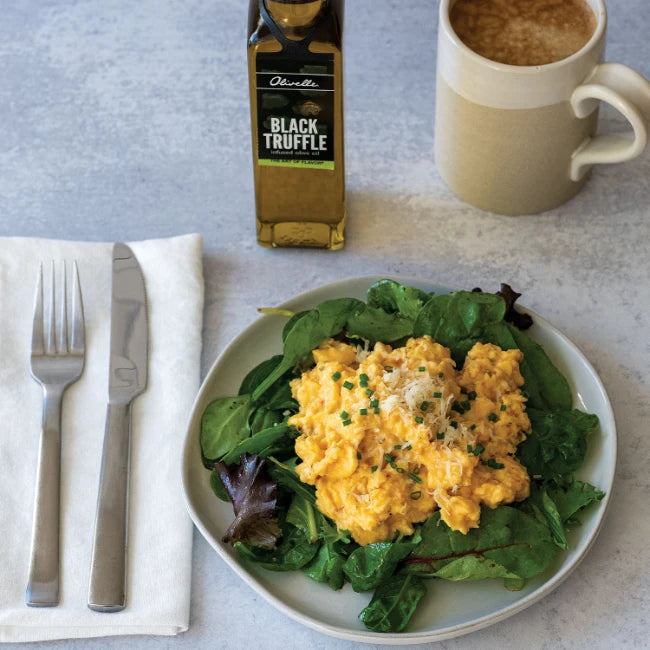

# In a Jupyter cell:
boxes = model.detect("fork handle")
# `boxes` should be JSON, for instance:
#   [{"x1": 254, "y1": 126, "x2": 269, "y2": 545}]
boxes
[
  {"x1": 87, "y1": 402, "x2": 132, "y2": 612},
  {"x1": 26, "y1": 387, "x2": 63, "y2": 607}
]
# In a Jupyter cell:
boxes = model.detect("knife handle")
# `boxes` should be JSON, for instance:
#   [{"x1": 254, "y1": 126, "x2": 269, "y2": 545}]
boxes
[{"x1": 88, "y1": 402, "x2": 131, "y2": 612}]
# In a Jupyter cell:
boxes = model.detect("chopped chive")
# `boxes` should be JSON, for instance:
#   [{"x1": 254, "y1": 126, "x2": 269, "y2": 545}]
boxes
[
  {"x1": 500, "y1": 404, "x2": 507, "y2": 412},
  {"x1": 394, "y1": 444, "x2": 402, "y2": 450},
  {"x1": 395, "y1": 466, "x2": 405, "y2": 473},
  {"x1": 357, "y1": 451, "x2": 362, "y2": 460},
  {"x1": 410, "y1": 491, "x2": 422, "y2": 500},
  {"x1": 482, "y1": 458, "x2": 505, "y2": 469},
  {"x1": 373, "y1": 406, "x2": 380, "y2": 414},
  {"x1": 418, "y1": 366, "x2": 426, "y2": 372},
  {"x1": 405, "y1": 444, "x2": 412, "y2": 450},
  {"x1": 360, "y1": 408, "x2": 368, "y2": 415},
  {"x1": 340, "y1": 410, "x2": 349, "y2": 420},
  {"x1": 342, "y1": 419, "x2": 352, "y2": 426},
  {"x1": 460, "y1": 400, "x2": 471, "y2": 411},
  {"x1": 331, "y1": 371, "x2": 341, "y2": 381},
  {"x1": 473, "y1": 444, "x2": 485, "y2": 456},
  {"x1": 359, "y1": 373, "x2": 369, "y2": 384},
  {"x1": 470, "y1": 424, "x2": 477, "y2": 430},
  {"x1": 467, "y1": 444, "x2": 473, "y2": 454},
  {"x1": 371, "y1": 465, "x2": 378, "y2": 472},
  {"x1": 384, "y1": 365, "x2": 394, "y2": 372},
  {"x1": 452, "y1": 400, "x2": 465, "y2": 413},
  {"x1": 408, "y1": 472, "x2": 422, "y2": 484},
  {"x1": 415, "y1": 416, "x2": 424, "y2": 424},
  {"x1": 438, "y1": 372, "x2": 445, "y2": 378},
  {"x1": 450, "y1": 420, "x2": 458, "y2": 429},
  {"x1": 385, "y1": 454, "x2": 395, "y2": 463},
  {"x1": 420, "y1": 400, "x2": 430, "y2": 411},
  {"x1": 365, "y1": 388, "x2": 374, "y2": 396},
  {"x1": 343, "y1": 380, "x2": 354, "y2": 390},
  {"x1": 467, "y1": 390, "x2": 477, "y2": 400},
  {"x1": 412, "y1": 465, "x2": 421, "y2": 474},
  {"x1": 488, "y1": 412, "x2": 498, "y2": 422},
  {"x1": 433, "y1": 391, "x2": 443, "y2": 399},
  {"x1": 369, "y1": 399, "x2": 379, "y2": 407},
  {"x1": 436, "y1": 432, "x2": 445, "y2": 440}
]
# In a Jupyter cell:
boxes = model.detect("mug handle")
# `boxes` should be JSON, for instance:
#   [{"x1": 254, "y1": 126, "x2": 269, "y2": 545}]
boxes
[{"x1": 570, "y1": 63, "x2": 650, "y2": 181}]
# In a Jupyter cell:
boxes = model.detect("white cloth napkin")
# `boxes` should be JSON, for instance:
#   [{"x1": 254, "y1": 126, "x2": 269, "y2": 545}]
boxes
[{"x1": 0, "y1": 234, "x2": 203, "y2": 642}]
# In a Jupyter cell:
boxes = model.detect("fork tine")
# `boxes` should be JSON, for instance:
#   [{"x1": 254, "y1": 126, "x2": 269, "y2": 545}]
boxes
[
  {"x1": 59, "y1": 261, "x2": 68, "y2": 354},
  {"x1": 45, "y1": 261, "x2": 56, "y2": 355},
  {"x1": 31, "y1": 264, "x2": 45, "y2": 356},
  {"x1": 70, "y1": 261, "x2": 85, "y2": 354}
]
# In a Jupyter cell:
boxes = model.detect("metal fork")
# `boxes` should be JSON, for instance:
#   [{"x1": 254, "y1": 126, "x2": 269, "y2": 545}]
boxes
[{"x1": 26, "y1": 261, "x2": 85, "y2": 607}]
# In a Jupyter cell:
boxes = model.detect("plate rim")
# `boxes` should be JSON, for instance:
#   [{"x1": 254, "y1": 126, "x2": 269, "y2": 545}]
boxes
[{"x1": 182, "y1": 274, "x2": 617, "y2": 644}]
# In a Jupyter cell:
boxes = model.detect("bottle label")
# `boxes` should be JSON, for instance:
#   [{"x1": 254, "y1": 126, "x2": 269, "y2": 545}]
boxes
[{"x1": 256, "y1": 53, "x2": 335, "y2": 171}]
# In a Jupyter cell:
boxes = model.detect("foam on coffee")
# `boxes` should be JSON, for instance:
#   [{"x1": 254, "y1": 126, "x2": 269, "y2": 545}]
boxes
[{"x1": 450, "y1": 0, "x2": 597, "y2": 66}]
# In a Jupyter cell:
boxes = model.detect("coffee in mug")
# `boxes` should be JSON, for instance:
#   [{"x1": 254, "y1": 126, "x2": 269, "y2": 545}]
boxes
[
  {"x1": 435, "y1": 0, "x2": 650, "y2": 215},
  {"x1": 450, "y1": 0, "x2": 597, "y2": 66}
]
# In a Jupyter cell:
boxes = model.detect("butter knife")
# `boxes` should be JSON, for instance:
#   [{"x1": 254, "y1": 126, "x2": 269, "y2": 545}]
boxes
[{"x1": 88, "y1": 243, "x2": 148, "y2": 612}]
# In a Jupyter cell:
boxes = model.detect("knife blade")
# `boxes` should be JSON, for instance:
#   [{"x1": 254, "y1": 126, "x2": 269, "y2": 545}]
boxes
[{"x1": 88, "y1": 243, "x2": 148, "y2": 612}]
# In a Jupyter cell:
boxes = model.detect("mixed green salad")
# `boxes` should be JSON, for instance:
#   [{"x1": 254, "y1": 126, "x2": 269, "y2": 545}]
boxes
[{"x1": 200, "y1": 280, "x2": 604, "y2": 633}]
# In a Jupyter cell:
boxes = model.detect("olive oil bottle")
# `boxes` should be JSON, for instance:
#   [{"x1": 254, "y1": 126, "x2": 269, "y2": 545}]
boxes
[{"x1": 248, "y1": 0, "x2": 346, "y2": 249}]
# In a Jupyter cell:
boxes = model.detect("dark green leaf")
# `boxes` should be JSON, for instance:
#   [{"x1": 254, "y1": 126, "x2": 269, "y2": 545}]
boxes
[
  {"x1": 286, "y1": 493, "x2": 319, "y2": 544},
  {"x1": 527, "y1": 486, "x2": 569, "y2": 549},
  {"x1": 201, "y1": 395, "x2": 255, "y2": 461},
  {"x1": 267, "y1": 457, "x2": 317, "y2": 504},
  {"x1": 221, "y1": 423, "x2": 291, "y2": 465},
  {"x1": 517, "y1": 408, "x2": 600, "y2": 478},
  {"x1": 238, "y1": 355, "x2": 284, "y2": 396},
  {"x1": 209, "y1": 468, "x2": 230, "y2": 502},
  {"x1": 343, "y1": 532, "x2": 422, "y2": 592},
  {"x1": 505, "y1": 324, "x2": 572, "y2": 410},
  {"x1": 252, "y1": 298, "x2": 363, "y2": 401},
  {"x1": 346, "y1": 304, "x2": 415, "y2": 344},
  {"x1": 358, "y1": 574, "x2": 426, "y2": 633},
  {"x1": 543, "y1": 480, "x2": 605, "y2": 522},
  {"x1": 303, "y1": 542, "x2": 346, "y2": 590},
  {"x1": 366, "y1": 279, "x2": 431, "y2": 321},
  {"x1": 234, "y1": 523, "x2": 319, "y2": 571},
  {"x1": 406, "y1": 507, "x2": 557, "y2": 580}
]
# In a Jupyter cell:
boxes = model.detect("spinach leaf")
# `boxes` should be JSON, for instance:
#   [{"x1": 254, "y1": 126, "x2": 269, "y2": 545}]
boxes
[
  {"x1": 343, "y1": 531, "x2": 422, "y2": 592},
  {"x1": 526, "y1": 487, "x2": 569, "y2": 550},
  {"x1": 406, "y1": 507, "x2": 557, "y2": 580},
  {"x1": 366, "y1": 279, "x2": 431, "y2": 321},
  {"x1": 286, "y1": 493, "x2": 319, "y2": 544},
  {"x1": 543, "y1": 480, "x2": 605, "y2": 523},
  {"x1": 248, "y1": 406, "x2": 284, "y2": 435},
  {"x1": 303, "y1": 542, "x2": 346, "y2": 591},
  {"x1": 358, "y1": 574, "x2": 426, "y2": 633},
  {"x1": 234, "y1": 523, "x2": 319, "y2": 571},
  {"x1": 201, "y1": 395, "x2": 255, "y2": 461},
  {"x1": 505, "y1": 324, "x2": 572, "y2": 410},
  {"x1": 345, "y1": 304, "x2": 414, "y2": 344},
  {"x1": 267, "y1": 457, "x2": 317, "y2": 504},
  {"x1": 209, "y1": 468, "x2": 230, "y2": 502},
  {"x1": 252, "y1": 298, "x2": 363, "y2": 401},
  {"x1": 238, "y1": 355, "x2": 284, "y2": 395},
  {"x1": 414, "y1": 292, "x2": 506, "y2": 363},
  {"x1": 221, "y1": 423, "x2": 291, "y2": 465},
  {"x1": 517, "y1": 408, "x2": 600, "y2": 478}
]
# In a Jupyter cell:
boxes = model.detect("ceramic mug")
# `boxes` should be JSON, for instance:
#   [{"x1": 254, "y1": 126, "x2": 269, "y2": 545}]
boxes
[{"x1": 434, "y1": 0, "x2": 650, "y2": 215}]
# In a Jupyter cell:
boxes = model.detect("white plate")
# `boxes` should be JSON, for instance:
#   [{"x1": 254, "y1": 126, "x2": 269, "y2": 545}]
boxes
[{"x1": 181, "y1": 276, "x2": 616, "y2": 644}]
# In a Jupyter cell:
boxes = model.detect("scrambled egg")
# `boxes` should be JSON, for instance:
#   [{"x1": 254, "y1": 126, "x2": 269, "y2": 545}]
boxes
[{"x1": 289, "y1": 336, "x2": 531, "y2": 545}]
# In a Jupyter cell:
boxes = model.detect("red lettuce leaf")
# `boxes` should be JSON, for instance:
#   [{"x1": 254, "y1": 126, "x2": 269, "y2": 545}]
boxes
[{"x1": 214, "y1": 453, "x2": 281, "y2": 549}]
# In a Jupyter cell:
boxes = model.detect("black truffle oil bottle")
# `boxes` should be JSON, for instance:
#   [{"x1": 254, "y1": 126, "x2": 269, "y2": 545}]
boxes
[{"x1": 248, "y1": 0, "x2": 345, "y2": 249}]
